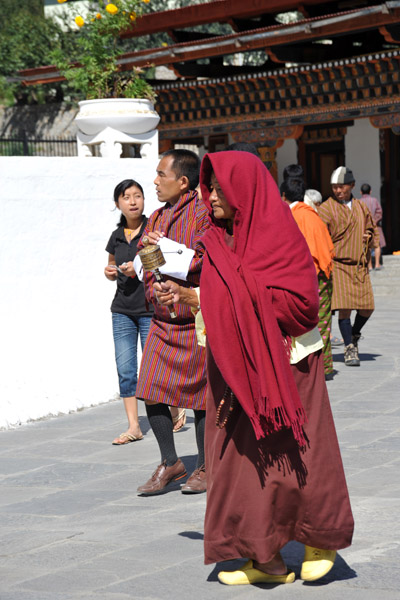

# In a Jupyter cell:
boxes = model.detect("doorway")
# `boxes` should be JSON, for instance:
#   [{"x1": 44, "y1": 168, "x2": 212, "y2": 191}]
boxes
[
  {"x1": 298, "y1": 125, "x2": 348, "y2": 200},
  {"x1": 380, "y1": 128, "x2": 400, "y2": 252}
]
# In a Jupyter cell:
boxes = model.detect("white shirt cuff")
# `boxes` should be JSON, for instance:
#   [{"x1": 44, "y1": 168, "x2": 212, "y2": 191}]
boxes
[
  {"x1": 157, "y1": 237, "x2": 195, "y2": 281},
  {"x1": 290, "y1": 326, "x2": 324, "y2": 364},
  {"x1": 133, "y1": 255, "x2": 144, "y2": 281}
]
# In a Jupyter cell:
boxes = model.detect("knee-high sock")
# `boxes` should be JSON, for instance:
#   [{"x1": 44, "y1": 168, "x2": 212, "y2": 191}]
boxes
[
  {"x1": 145, "y1": 403, "x2": 178, "y2": 466},
  {"x1": 194, "y1": 409, "x2": 206, "y2": 469},
  {"x1": 352, "y1": 313, "x2": 371, "y2": 336},
  {"x1": 338, "y1": 318, "x2": 352, "y2": 346}
]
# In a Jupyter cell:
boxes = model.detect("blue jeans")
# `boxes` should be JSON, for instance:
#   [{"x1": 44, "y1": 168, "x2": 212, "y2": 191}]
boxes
[{"x1": 112, "y1": 313, "x2": 152, "y2": 397}]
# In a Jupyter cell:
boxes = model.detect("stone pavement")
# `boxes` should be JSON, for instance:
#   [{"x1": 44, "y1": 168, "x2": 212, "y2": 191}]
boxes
[{"x1": 1, "y1": 257, "x2": 399, "y2": 600}]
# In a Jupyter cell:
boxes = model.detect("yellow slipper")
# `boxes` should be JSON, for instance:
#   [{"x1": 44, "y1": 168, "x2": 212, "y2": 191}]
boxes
[
  {"x1": 218, "y1": 560, "x2": 295, "y2": 585},
  {"x1": 300, "y1": 546, "x2": 336, "y2": 582}
]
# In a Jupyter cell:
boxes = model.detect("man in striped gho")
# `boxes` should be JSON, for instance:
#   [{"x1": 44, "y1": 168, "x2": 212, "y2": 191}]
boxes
[
  {"x1": 360, "y1": 183, "x2": 385, "y2": 270},
  {"x1": 134, "y1": 149, "x2": 210, "y2": 495},
  {"x1": 318, "y1": 166, "x2": 377, "y2": 367}
]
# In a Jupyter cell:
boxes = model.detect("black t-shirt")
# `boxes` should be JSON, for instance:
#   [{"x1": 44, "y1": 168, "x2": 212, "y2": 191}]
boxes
[{"x1": 105, "y1": 218, "x2": 153, "y2": 318}]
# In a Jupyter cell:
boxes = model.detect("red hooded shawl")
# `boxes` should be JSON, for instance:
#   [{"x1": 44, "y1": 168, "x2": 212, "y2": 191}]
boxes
[{"x1": 199, "y1": 152, "x2": 319, "y2": 446}]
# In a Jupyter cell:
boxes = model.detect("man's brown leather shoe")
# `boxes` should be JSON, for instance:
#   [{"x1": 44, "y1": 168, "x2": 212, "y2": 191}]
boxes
[
  {"x1": 181, "y1": 465, "x2": 206, "y2": 494},
  {"x1": 137, "y1": 459, "x2": 187, "y2": 495}
]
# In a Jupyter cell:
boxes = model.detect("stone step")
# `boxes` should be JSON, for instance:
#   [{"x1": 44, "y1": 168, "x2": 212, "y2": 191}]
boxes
[
  {"x1": 369, "y1": 255, "x2": 400, "y2": 296},
  {"x1": 379, "y1": 254, "x2": 400, "y2": 267}
]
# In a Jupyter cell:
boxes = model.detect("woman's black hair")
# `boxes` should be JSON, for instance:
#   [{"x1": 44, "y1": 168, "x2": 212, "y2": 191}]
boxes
[{"x1": 113, "y1": 179, "x2": 144, "y2": 227}]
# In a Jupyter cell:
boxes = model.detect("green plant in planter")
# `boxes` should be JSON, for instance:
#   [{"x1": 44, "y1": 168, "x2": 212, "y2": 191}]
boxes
[
  {"x1": 51, "y1": 0, "x2": 156, "y2": 102},
  {"x1": 122, "y1": 68, "x2": 155, "y2": 99}
]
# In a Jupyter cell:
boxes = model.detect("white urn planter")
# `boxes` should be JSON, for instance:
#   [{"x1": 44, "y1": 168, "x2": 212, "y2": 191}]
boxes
[{"x1": 75, "y1": 98, "x2": 160, "y2": 159}]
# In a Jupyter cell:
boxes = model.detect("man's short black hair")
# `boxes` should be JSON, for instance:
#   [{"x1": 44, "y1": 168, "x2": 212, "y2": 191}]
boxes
[
  {"x1": 280, "y1": 177, "x2": 306, "y2": 204},
  {"x1": 162, "y1": 149, "x2": 200, "y2": 190},
  {"x1": 361, "y1": 183, "x2": 371, "y2": 195},
  {"x1": 225, "y1": 142, "x2": 260, "y2": 157},
  {"x1": 283, "y1": 164, "x2": 304, "y2": 181}
]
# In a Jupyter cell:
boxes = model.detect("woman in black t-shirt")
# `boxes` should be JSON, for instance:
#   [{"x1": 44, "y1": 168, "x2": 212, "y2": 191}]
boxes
[{"x1": 105, "y1": 179, "x2": 154, "y2": 445}]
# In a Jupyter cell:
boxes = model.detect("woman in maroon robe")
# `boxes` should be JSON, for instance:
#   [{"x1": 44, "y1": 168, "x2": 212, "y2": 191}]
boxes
[{"x1": 154, "y1": 151, "x2": 354, "y2": 586}]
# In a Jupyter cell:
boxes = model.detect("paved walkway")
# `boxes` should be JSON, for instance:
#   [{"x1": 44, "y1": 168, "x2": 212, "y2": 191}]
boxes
[{"x1": 1, "y1": 257, "x2": 399, "y2": 600}]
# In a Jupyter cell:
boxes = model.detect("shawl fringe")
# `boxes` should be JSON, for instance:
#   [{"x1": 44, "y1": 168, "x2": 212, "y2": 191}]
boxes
[{"x1": 250, "y1": 400, "x2": 308, "y2": 447}]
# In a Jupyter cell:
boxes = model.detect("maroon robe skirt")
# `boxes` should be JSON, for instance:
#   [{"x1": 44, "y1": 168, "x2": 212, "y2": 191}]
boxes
[{"x1": 204, "y1": 349, "x2": 354, "y2": 565}]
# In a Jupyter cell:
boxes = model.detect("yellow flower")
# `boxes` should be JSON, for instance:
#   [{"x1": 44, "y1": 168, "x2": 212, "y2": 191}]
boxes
[
  {"x1": 75, "y1": 15, "x2": 84, "y2": 27},
  {"x1": 161, "y1": 42, "x2": 168, "y2": 47},
  {"x1": 142, "y1": 0, "x2": 150, "y2": 3},
  {"x1": 130, "y1": 12, "x2": 137, "y2": 21},
  {"x1": 57, "y1": 0, "x2": 68, "y2": 4},
  {"x1": 96, "y1": 13, "x2": 102, "y2": 19},
  {"x1": 105, "y1": 3, "x2": 118, "y2": 14}
]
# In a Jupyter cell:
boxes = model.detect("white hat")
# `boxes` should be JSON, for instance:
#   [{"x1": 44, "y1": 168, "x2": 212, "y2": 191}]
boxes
[{"x1": 330, "y1": 166, "x2": 355, "y2": 184}]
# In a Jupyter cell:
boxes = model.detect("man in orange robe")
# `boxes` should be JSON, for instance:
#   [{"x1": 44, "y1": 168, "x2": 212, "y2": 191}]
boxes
[{"x1": 281, "y1": 176, "x2": 335, "y2": 379}]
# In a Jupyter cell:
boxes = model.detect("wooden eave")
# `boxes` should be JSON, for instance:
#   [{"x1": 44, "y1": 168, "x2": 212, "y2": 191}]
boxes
[
  {"x1": 19, "y1": 4, "x2": 400, "y2": 86},
  {"x1": 152, "y1": 50, "x2": 400, "y2": 137},
  {"x1": 120, "y1": 0, "x2": 333, "y2": 38}
]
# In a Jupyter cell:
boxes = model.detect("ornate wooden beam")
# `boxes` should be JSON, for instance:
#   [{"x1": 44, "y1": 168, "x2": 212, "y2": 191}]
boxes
[
  {"x1": 370, "y1": 113, "x2": 400, "y2": 128},
  {"x1": 120, "y1": 0, "x2": 333, "y2": 38},
  {"x1": 380, "y1": 24, "x2": 400, "y2": 43},
  {"x1": 117, "y1": 5, "x2": 400, "y2": 71},
  {"x1": 19, "y1": 4, "x2": 400, "y2": 86},
  {"x1": 154, "y1": 51, "x2": 400, "y2": 139}
]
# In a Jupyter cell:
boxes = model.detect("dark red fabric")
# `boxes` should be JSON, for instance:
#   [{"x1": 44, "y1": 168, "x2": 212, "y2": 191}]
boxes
[
  {"x1": 199, "y1": 151, "x2": 319, "y2": 445},
  {"x1": 204, "y1": 348, "x2": 354, "y2": 564}
]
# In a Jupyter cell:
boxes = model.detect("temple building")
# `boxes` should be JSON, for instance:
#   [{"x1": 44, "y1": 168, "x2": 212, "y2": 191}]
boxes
[{"x1": 25, "y1": 1, "x2": 400, "y2": 249}]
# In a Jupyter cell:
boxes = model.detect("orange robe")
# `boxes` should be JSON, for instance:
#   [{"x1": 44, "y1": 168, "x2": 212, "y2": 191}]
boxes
[
  {"x1": 291, "y1": 202, "x2": 335, "y2": 374},
  {"x1": 291, "y1": 202, "x2": 334, "y2": 278}
]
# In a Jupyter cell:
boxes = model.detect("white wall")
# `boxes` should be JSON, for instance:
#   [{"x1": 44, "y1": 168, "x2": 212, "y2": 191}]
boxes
[
  {"x1": 276, "y1": 138, "x2": 297, "y2": 184},
  {"x1": 345, "y1": 118, "x2": 381, "y2": 200},
  {"x1": 0, "y1": 157, "x2": 159, "y2": 429}
]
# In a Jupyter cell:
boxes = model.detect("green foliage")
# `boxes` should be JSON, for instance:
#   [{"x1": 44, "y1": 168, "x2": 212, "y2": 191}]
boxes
[
  {"x1": 0, "y1": 1, "x2": 70, "y2": 104},
  {"x1": 51, "y1": 0, "x2": 156, "y2": 101},
  {"x1": 0, "y1": 0, "x2": 263, "y2": 106},
  {"x1": 0, "y1": 0, "x2": 44, "y2": 19},
  {"x1": 0, "y1": 76, "x2": 15, "y2": 106},
  {"x1": 121, "y1": 69, "x2": 157, "y2": 101},
  {"x1": 0, "y1": 133, "x2": 31, "y2": 155}
]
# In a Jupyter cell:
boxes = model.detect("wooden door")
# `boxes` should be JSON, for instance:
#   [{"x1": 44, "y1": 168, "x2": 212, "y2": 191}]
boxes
[{"x1": 306, "y1": 142, "x2": 345, "y2": 200}]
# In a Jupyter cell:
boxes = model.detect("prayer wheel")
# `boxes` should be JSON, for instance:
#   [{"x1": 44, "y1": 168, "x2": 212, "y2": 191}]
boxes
[{"x1": 138, "y1": 238, "x2": 177, "y2": 319}]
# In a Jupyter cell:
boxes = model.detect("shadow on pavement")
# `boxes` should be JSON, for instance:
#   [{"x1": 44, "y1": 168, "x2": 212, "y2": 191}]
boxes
[
  {"x1": 179, "y1": 531, "x2": 204, "y2": 541},
  {"x1": 332, "y1": 352, "x2": 381, "y2": 363}
]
